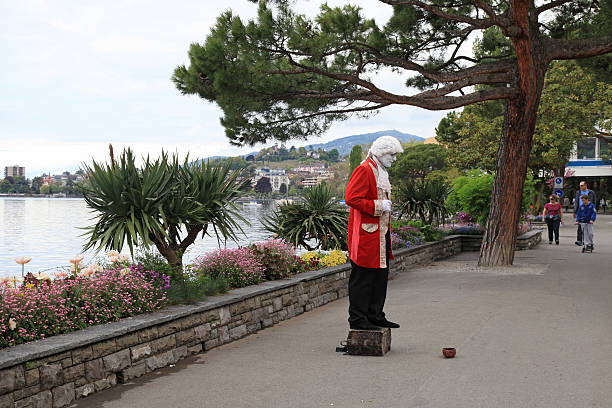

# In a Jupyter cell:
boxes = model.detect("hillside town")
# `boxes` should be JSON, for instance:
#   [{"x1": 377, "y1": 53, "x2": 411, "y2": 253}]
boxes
[
  {"x1": 0, "y1": 145, "x2": 345, "y2": 197},
  {"x1": 1, "y1": 165, "x2": 85, "y2": 196}
]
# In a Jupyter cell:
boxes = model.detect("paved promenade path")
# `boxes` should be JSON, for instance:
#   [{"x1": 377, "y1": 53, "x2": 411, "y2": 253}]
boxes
[{"x1": 74, "y1": 216, "x2": 612, "y2": 408}]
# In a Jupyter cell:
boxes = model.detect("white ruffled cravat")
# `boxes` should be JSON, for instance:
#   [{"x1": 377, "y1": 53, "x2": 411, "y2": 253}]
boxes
[{"x1": 371, "y1": 155, "x2": 392, "y2": 194}]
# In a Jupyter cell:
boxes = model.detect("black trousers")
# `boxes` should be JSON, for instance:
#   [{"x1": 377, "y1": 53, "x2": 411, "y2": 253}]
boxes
[
  {"x1": 348, "y1": 235, "x2": 390, "y2": 325},
  {"x1": 545, "y1": 218, "x2": 560, "y2": 242},
  {"x1": 577, "y1": 223, "x2": 583, "y2": 243}
]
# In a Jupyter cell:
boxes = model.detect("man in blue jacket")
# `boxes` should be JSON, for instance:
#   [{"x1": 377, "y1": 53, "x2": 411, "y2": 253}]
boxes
[
  {"x1": 573, "y1": 181, "x2": 597, "y2": 245},
  {"x1": 575, "y1": 194, "x2": 597, "y2": 251}
]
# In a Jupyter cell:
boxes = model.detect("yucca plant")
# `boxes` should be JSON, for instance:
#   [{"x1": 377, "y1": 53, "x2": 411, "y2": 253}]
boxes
[
  {"x1": 80, "y1": 149, "x2": 249, "y2": 276},
  {"x1": 396, "y1": 179, "x2": 449, "y2": 226},
  {"x1": 263, "y1": 183, "x2": 348, "y2": 251}
]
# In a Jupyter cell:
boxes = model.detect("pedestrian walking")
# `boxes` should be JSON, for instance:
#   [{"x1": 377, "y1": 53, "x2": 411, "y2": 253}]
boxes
[
  {"x1": 563, "y1": 196, "x2": 570, "y2": 212},
  {"x1": 600, "y1": 197, "x2": 607, "y2": 214},
  {"x1": 573, "y1": 181, "x2": 596, "y2": 246},
  {"x1": 543, "y1": 195, "x2": 563, "y2": 245},
  {"x1": 575, "y1": 194, "x2": 596, "y2": 252}
]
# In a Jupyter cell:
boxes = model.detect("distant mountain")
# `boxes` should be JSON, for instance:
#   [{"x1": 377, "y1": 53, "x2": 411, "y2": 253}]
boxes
[
  {"x1": 202, "y1": 130, "x2": 425, "y2": 161},
  {"x1": 301, "y1": 130, "x2": 424, "y2": 156}
]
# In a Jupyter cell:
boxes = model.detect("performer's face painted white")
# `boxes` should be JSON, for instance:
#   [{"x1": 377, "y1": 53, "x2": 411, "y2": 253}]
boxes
[{"x1": 377, "y1": 153, "x2": 397, "y2": 168}]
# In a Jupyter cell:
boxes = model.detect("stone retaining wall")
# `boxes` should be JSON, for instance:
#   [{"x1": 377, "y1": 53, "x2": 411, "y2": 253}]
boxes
[
  {"x1": 460, "y1": 230, "x2": 542, "y2": 252},
  {"x1": 0, "y1": 235, "x2": 501, "y2": 408}
]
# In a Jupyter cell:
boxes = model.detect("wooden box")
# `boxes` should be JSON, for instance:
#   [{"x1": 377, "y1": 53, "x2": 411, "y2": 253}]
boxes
[{"x1": 346, "y1": 328, "x2": 391, "y2": 356}]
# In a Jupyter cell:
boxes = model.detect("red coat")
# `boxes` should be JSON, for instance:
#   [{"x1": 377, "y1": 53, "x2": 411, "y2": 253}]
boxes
[{"x1": 345, "y1": 158, "x2": 393, "y2": 269}]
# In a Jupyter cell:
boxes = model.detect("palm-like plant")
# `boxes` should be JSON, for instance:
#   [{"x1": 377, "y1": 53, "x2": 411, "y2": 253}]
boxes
[
  {"x1": 396, "y1": 179, "x2": 449, "y2": 226},
  {"x1": 263, "y1": 184, "x2": 348, "y2": 251},
  {"x1": 80, "y1": 149, "x2": 249, "y2": 275}
]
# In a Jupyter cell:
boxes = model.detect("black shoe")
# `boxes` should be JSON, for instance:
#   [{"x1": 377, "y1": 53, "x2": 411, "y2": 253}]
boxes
[
  {"x1": 549, "y1": 241, "x2": 552, "y2": 244},
  {"x1": 349, "y1": 320, "x2": 382, "y2": 330},
  {"x1": 370, "y1": 319, "x2": 400, "y2": 329},
  {"x1": 555, "y1": 241, "x2": 559, "y2": 245},
  {"x1": 575, "y1": 241, "x2": 583, "y2": 246}
]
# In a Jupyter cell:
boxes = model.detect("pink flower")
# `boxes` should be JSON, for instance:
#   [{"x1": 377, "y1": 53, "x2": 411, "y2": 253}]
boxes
[
  {"x1": 14, "y1": 257, "x2": 32, "y2": 265},
  {"x1": 68, "y1": 255, "x2": 84, "y2": 265},
  {"x1": 54, "y1": 271, "x2": 69, "y2": 279}
]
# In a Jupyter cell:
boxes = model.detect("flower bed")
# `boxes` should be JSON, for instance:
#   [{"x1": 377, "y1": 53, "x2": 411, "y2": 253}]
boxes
[
  {"x1": 193, "y1": 239, "x2": 315, "y2": 288},
  {"x1": 1, "y1": 240, "x2": 317, "y2": 350},
  {"x1": 299, "y1": 249, "x2": 348, "y2": 269},
  {"x1": 391, "y1": 225, "x2": 426, "y2": 250},
  {"x1": 0, "y1": 265, "x2": 168, "y2": 349}
]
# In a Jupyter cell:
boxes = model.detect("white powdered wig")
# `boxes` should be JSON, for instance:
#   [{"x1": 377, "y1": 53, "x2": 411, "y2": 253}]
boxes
[
  {"x1": 363, "y1": 136, "x2": 403, "y2": 194},
  {"x1": 367, "y1": 136, "x2": 404, "y2": 158}
]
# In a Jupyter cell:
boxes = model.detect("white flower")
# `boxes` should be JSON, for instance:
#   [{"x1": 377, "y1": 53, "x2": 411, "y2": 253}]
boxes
[
  {"x1": 8, "y1": 318, "x2": 17, "y2": 330},
  {"x1": 120, "y1": 268, "x2": 130, "y2": 276},
  {"x1": 107, "y1": 250, "x2": 120, "y2": 258},
  {"x1": 119, "y1": 255, "x2": 130, "y2": 263},
  {"x1": 33, "y1": 272, "x2": 51, "y2": 281}
]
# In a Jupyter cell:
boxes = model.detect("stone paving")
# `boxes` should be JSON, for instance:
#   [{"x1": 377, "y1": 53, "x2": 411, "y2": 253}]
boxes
[{"x1": 73, "y1": 216, "x2": 612, "y2": 408}]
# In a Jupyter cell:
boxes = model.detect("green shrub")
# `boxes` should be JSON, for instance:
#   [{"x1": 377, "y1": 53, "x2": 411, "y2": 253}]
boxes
[
  {"x1": 263, "y1": 184, "x2": 348, "y2": 251},
  {"x1": 80, "y1": 149, "x2": 249, "y2": 275},
  {"x1": 392, "y1": 220, "x2": 445, "y2": 242},
  {"x1": 446, "y1": 170, "x2": 535, "y2": 225},
  {"x1": 135, "y1": 250, "x2": 228, "y2": 304},
  {"x1": 395, "y1": 178, "x2": 449, "y2": 226},
  {"x1": 164, "y1": 272, "x2": 229, "y2": 305}
]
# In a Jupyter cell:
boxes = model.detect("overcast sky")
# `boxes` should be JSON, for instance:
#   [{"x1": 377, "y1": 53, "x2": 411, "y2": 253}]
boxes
[{"x1": 1, "y1": 0, "x2": 452, "y2": 178}]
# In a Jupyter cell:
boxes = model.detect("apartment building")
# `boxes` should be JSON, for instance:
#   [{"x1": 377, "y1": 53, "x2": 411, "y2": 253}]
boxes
[
  {"x1": 4, "y1": 165, "x2": 25, "y2": 178},
  {"x1": 253, "y1": 167, "x2": 290, "y2": 192}
]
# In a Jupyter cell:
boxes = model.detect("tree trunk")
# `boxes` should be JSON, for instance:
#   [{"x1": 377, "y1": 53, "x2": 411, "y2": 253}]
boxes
[
  {"x1": 479, "y1": 0, "x2": 548, "y2": 266},
  {"x1": 151, "y1": 237, "x2": 184, "y2": 276}
]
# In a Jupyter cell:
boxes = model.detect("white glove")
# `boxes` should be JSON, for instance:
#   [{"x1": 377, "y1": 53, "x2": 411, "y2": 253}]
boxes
[{"x1": 382, "y1": 200, "x2": 392, "y2": 212}]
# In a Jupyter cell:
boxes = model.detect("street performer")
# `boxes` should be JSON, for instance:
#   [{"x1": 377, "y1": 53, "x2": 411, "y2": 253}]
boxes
[{"x1": 345, "y1": 136, "x2": 403, "y2": 330}]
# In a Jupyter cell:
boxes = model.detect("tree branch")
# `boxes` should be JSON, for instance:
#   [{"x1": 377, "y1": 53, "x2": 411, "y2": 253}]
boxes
[
  {"x1": 378, "y1": 0, "x2": 495, "y2": 28},
  {"x1": 372, "y1": 54, "x2": 514, "y2": 82},
  {"x1": 536, "y1": 0, "x2": 573, "y2": 14},
  {"x1": 546, "y1": 37, "x2": 612, "y2": 61},
  {"x1": 178, "y1": 225, "x2": 203, "y2": 253},
  {"x1": 472, "y1": 0, "x2": 509, "y2": 27},
  {"x1": 258, "y1": 102, "x2": 392, "y2": 125},
  {"x1": 419, "y1": 72, "x2": 513, "y2": 98}
]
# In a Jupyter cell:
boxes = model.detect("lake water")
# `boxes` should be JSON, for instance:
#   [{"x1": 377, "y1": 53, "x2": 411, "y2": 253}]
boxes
[{"x1": 0, "y1": 197, "x2": 276, "y2": 278}]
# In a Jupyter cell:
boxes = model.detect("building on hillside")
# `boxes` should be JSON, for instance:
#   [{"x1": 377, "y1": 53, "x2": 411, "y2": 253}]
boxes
[
  {"x1": 301, "y1": 172, "x2": 332, "y2": 188},
  {"x1": 4, "y1": 165, "x2": 25, "y2": 178},
  {"x1": 424, "y1": 137, "x2": 440, "y2": 145},
  {"x1": 253, "y1": 167, "x2": 290, "y2": 192},
  {"x1": 302, "y1": 177, "x2": 319, "y2": 187},
  {"x1": 294, "y1": 165, "x2": 326, "y2": 174}
]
